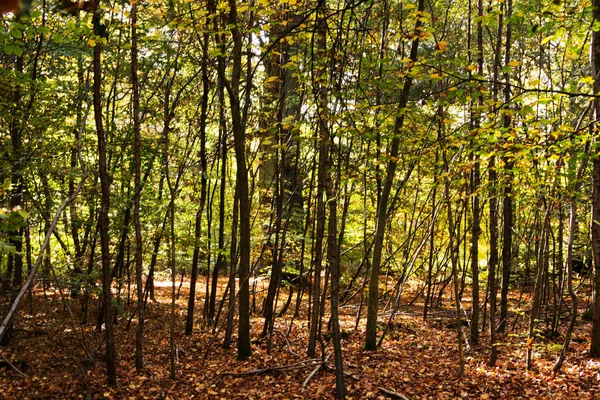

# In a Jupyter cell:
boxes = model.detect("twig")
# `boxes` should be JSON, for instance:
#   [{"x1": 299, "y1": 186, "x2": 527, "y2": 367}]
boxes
[
  {"x1": 220, "y1": 358, "x2": 320, "y2": 377},
  {"x1": 0, "y1": 353, "x2": 27, "y2": 378},
  {"x1": 302, "y1": 351, "x2": 333, "y2": 392},
  {"x1": 378, "y1": 387, "x2": 410, "y2": 400},
  {"x1": 276, "y1": 328, "x2": 300, "y2": 357}
]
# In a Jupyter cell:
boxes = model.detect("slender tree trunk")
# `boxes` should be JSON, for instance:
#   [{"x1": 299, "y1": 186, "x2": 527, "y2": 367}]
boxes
[
  {"x1": 468, "y1": 0, "x2": 482, "y2": 342},
  {"x1": 93, "y1": 5, "x2": 116, "y2": 383},
  {"x1": 223, "y1": 189, "x2": 239, "y2": 349},
  {"x1": 185, "y1": 8, "x2": 211, "y2": 336},
  {"x1": 554, "y1": 195, "x2": 580, "y2": 370},
  {"x1": 307, "y1": 10, "x2": 330, "y2": 358},
  {"x1": 209, "y1": 98, "x2": 228, "y2": 324},
  {"x1": 423, "y1": 168, "x2": 437, "y2": 320},
  {"x1": 526, "y1": 206, "x2": 551, "y2": 369},
  {"x1": 262, "y1": 144, "x2": 283, "y2": 338},
  {"x1": 306, "y1": 102, "x2": 326, "y2": 356},
  {"x1": 498, "y1": 0, "x2": 514, "y2": 334},
  {"x1": 446, "y1": 174, "x2": 465, "y2": 378},
  {"x1": 485, "y1": 0, "x2": 505, "y2": 365},
  {"x1": 168, "y1": 194, "x2": 177, "y2": 379},
  {"x1": 130, "y1": 0, "x2": 144, "y2": 370},
  {"x1": 488, "y1": 156, "x2": 499, "y2": 366},
  {"x1": 470, "y1": 159, "x2": 480, "y2": 344},
  {"x1": 223, "y1": 0, "x2": 252, "y2": 359},
  {"x1": 365, "y1": 0, "x2": 425, "y2": 350},
  {"x1": 589, "y1": 0, "x2": 600, "y2": 357},
  {"x1": 5, "y1": 22, "x2": 24, "y2": 294},
  {"x1": 591, "y1": 157, "x2": 600, "y2": 356},
  {"x1": 328, "y1": 153, "x2": 345, "y2": 398}
]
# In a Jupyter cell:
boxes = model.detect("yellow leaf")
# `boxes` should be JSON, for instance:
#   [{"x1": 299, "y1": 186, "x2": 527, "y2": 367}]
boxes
[
  {"x1": 507, "y1": 60, "x2": 521, "y2": 67},
  {"x1": 264, "y1": 76, "x2": 281, "y2": 85},
  {"x1": 88, "y1": 38, "x2": 96, "y2": 47},
  {"x1": 466, "y1": 64, "x2": 477, "y2": 71},
  {"x1": 437, "y1": 41, "x2": 448, "y2": 51}
]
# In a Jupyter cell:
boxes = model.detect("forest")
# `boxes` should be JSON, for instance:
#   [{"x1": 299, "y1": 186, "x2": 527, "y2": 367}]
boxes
[{"x1": 1, "y1": 0, "x2": 600, "y2": 398}]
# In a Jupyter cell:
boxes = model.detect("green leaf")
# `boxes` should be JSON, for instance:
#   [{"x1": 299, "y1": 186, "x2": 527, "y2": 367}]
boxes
[{"x1": 10, "y1": 28, "x2": 22, "y2": 39}]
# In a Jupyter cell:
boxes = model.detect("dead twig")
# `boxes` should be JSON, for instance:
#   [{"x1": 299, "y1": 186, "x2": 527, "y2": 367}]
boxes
[
  {"x1": 0, "y1": 353, "x2": 27, "y2": 378},
  {"x1": 378, "y1": 386, "x2": 410, "y2": 400},
  {"x1": 302, "y1": 351, "x2": 333, "y2": 392},
  {"x1": 0, "y1": 144, "x2": 88, "y2": 344},
  {"x1": 276, "y1": 328, "x2": 300, "y2": 357},
  {"x1": 220, "y1": 358, "x2": 320, "y2": 377}
]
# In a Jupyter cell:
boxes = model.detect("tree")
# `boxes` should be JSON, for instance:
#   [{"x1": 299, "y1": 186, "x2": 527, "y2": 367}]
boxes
[
  {"x1": 365, "y1": 0, "x2": 424, "y2": 350},
  {"x1": 185, "y1": 9, "x2": 210, "y2": 336},
  {"x1": 92, "y1": 2, "x2": 116, "y2": 384},
  {"x1": 223, "y1": 0, "x2": 252, "y2": 360},
  {"x1": 130, "y1": 0, "x2": 144, "y2": 370},
  {"x1": 590, "y1": 0, "x2": 600, "y2": 357}
]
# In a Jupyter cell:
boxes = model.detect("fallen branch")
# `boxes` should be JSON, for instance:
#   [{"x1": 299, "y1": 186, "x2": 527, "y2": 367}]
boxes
[
  {"x1": 276, "y1": 328, "x2": 300, "y2": 357},
  {"x1": 322, "y1": 363, "x2": 360, "y2": 380},
  {"x1": 220, "y1": 358, "x2": 320, "y2": 377},
  {"x1": 0, "y1": 353, "x2": 27, "y2": 378},
  {"x1": 11, "y1": 328, "x2": 47, "y2": 336},
  {"x1": 302, "y1": 351, "x2": 333, "y2": 392},
  {"x1": 378, "y1": 386, "x2": 410, "y2": 400},
  {"x1": 0, "y1": 172, "x2": 87, "y2": 344}
]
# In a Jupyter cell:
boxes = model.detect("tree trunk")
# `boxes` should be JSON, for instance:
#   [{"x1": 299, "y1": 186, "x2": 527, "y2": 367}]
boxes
[
  {"x1": 93, "y1": 5, "x2": 116, "y2": 383},
  {"x1": 498, "y1": 0, "x2": 514, "y2": 335},
  {"x1": 554, "y1": 193, "x2": 581, "y2": 370},
  {"x1": 589, "y1": 0, "x2": 600, "y2": 357},
  {"x1": 446, "y1": 175, "x2": 465, "y2": 378},
  {"x1": 365, "y1": 0, "x2": 424, "y2": 350},
  {"x1": 5, "y1": 22, "x2": 24, "y2": 294},
  {"x1": 130, "y1": 0, "x2": 144, "y2": 370},
  {"x1": 209, "y1": 95, "x2": 228, "y2": 325},
  {"x1": 488, "y1": 160, "x2": 499, "y2": 367},
  {"x1": 223, "y1": 0, "x2": 252, "y2": 360},
  {"x1": 223, "y1": 189, "x2": 239, "y2": 349},
  {"x1": 307, "y1": 9, "x2": 330, "y2": 358},
  {"x1": 526, "y1": 206, "x2": 551, "y2": 369},
  {"x1": 328, "y1": 152, "x2": 345, "y2": 398}
]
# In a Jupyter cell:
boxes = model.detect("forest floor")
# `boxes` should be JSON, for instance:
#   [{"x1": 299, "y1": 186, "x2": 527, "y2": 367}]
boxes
[{"x1": 1, "y1": 276, "x2": 599, "y2": 399}]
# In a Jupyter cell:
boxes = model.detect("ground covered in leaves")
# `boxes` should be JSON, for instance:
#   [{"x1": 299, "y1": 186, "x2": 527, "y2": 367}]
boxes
[{"x1": 1, "y1": 277, "x2": 599, "y2": 399}]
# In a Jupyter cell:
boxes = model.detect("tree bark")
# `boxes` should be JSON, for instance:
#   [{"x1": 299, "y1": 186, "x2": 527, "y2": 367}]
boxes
[
  {"x1": 222, "y1": 0, "x2": 252, "y2": 359},
  {"x1": 130, "y1": 0, "x2": 144, "y2": 370},
  {"x1": 590, "y1": 0, "x2": 600, "y2": 357},
  {"x1": 498, "y1": 0, "x2": 514, "y2": 335},
  {"x1": 307, "y1": 9, "x2": 330, "y2": 358},
  {"x1": 92, "y1": 9, "x2": 116, "y2": 381}
]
